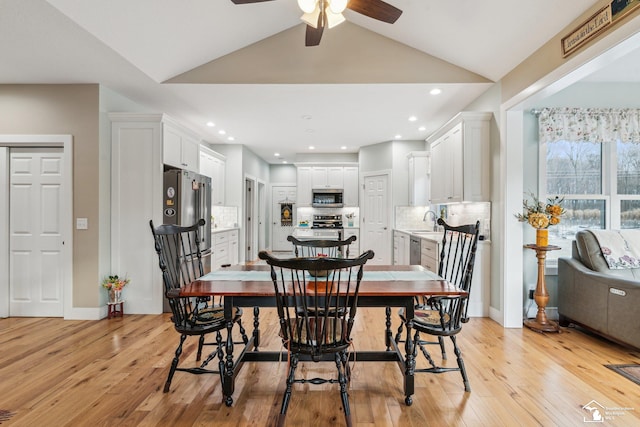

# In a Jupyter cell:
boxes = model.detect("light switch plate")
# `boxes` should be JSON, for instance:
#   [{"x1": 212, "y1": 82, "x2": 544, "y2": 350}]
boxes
[{"x1": 76, "y1": 218, "x2": 88, "y2": 230}]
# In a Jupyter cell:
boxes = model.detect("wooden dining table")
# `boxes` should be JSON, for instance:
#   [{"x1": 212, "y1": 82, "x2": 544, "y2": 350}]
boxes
[{"x1": 180, "y1": 264, "x2": 467, "y2": 407}]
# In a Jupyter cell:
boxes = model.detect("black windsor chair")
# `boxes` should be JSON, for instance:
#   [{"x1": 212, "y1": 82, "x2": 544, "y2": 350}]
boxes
[
  {"x1": 258, "y1": 249, "x2": 375, "y2": 427},
  {"x1": 287, "y1": 234, "x2": 357, "y2": 258},
  {"x1": 149, "y1": 219, "x2": 247, "y2": 393},
  {"x1": 395, "y1": 218, "x2": 480, "y2": 392}
]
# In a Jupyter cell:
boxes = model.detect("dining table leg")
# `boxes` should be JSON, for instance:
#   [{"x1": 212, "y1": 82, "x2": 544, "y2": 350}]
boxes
[
  {"x1": 222, "y1": 298, "x2": 236, "y2": 407},
  {"x1": 253, "y1": 306, "x2": 260, "y2": 350},
  {"x1": 385, "y1": 306, "x2": 392, "y2": 351},
  {"x1": 403, "y1": 302, "x2": 415, "y2": 406}
]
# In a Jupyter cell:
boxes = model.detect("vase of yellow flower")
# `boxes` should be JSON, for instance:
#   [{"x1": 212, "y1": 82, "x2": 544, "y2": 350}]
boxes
[
  {"x1": 515, "y1": 193, "x2": 565, "y2": 247},
  {"x1": 101, "y1": 275, "x2": 130, "y2": 303}
]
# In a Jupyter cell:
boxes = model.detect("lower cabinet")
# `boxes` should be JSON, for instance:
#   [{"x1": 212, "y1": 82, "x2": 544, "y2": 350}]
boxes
[
  {"x1": 420, "y1": 238, "x2": 440, "y2": 273},
  {"x1": 213, "y1": 229, "x2": 239, "y2": 270},
  {"x1": 343, "y1": 228, "x2": 359, "y2": 257},
  {"x1": 393, "y1": 231, "x2": 410, "y2": 265}
]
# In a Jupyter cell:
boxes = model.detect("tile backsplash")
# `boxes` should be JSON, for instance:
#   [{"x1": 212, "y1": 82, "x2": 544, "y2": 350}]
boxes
[
  {"x1": 395, "y1": 202, "x2": 491, "y2": 239},
  {"x1": 395, "y1": 206, "x2": 432, "y2": 230},
  {"x1": 212, "y1": 205, "x2": 238, "y2": 229}
]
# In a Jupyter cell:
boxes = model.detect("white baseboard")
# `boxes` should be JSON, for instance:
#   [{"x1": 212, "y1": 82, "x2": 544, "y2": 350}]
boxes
[{"x1": 65, "y1": 306, "x2": 104, "y2": 320}]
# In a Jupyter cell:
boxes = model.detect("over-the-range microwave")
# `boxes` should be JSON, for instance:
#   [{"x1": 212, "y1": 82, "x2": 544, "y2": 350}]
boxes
[{"x1": 312, "y1": 189, "x2": 344, "y2": 208}]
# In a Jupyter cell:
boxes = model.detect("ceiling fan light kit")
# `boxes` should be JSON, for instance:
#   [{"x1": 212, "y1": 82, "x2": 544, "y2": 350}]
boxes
[
  {"x1": 297, "y1": 0, "x2": 317, "y2": 14},
  {"x1": 233, "y1": 0, "x2": 402, "y2": 46}
]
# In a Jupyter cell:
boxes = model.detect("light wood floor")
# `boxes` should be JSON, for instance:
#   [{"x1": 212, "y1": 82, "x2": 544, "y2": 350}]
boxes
[{"x1": 1, "y1": 309, "x2": 639, "y2": 426}]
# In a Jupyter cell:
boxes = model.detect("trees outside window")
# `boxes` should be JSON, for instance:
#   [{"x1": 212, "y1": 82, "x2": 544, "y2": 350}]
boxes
[{"x1": 541, "y1": 139, "x2": 640, "y2": 265}]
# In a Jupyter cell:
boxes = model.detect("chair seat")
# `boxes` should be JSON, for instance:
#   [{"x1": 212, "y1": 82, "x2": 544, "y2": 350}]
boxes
[
  {"x1": 173, "y1": 306, "x2": 243, "y2": 336},
  {"x1": 193, "y1": 306, "x2": 242, "y2": 326},
  {"x1": 281, "y1": 317, "x2": 348, "y2": 348},
  {"x1": 398, "y1": 306, "x2": 450, "y2": 328}
]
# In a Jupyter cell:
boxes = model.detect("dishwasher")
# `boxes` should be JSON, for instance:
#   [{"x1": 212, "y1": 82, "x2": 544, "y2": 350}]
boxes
[{"x1": 410, "y1": 236, "x2": 421, "y2": 265}]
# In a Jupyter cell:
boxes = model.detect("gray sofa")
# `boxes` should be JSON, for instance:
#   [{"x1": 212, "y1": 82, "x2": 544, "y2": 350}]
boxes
[{"x1": 558, "y1": 230, "x2": 640, "y2": 350}]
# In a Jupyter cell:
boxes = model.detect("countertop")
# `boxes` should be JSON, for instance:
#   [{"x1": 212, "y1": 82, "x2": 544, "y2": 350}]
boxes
[
  {"x1": 212, "y1": 227, "x2": 239, "y2": 234},
  {"x1": 394, "y1": 229, "x2": 490, "y2": 243}
]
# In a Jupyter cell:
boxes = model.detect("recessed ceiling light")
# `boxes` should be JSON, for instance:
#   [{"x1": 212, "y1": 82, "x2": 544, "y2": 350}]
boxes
[
  {"x1": 218, "y1": 130, "x2": 226, "y2": 135},
  {"x1": 418, "y1": 126, "x2": 426, "y2": 131},
  {"x1": 430, "y1": 88, "x2": 442, "y2": 95},
  {"x1": 309, "y1": 146, "x2": 315, "y2": 150},
  {"x1": 282, "y1": 160, "x2": 288, "y2": 164},
  {"x1": 340, "y1": 146, "x2": 347, "y2": 150},
  {"x1": 206, "y1": 121, "x2": 215, "y2": 127},
  {"x1": 395, "y1": 134, "x2": 402, "y2": 139},
  {"x1": 408, "y1": 116, "x2": 417, "y2": 122},
  {"x1": 274, "y1": 152, "x2": 280, "y2": 157},
  {"x1": 227, "y1": 136, "x2": 235, "y2": 141}
]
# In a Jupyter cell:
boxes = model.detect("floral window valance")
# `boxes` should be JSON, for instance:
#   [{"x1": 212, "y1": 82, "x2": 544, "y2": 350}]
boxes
[{"x1": 538, "y1": 107, "x2": 640, "y2": 144}]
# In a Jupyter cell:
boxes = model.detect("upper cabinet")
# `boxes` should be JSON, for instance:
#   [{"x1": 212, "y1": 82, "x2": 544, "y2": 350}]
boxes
[
  {"x1": 296, "y1": 166, "x2": 313, "y2": 207},
  {"x1": 427, "y1": 112, "x2": 491, "y2": 204},
  {"x1": 296, "y1": 164, "x2": 358, "y2": 207},
  {"x1": 343, "y1": 166, "x2": 359, "y2": 207},
  {"x1": 199, "y1": 146, "x2": 226, "y2": 206},
  {"x1": 163, "y1": 119, "x2": 200, "y2": 172},
  {"x1": 407, "y1": 151, "x2": 430, "y2": 206},
  {"x1": 312, "y1": 166, "x2": 344, "y2": 189}
]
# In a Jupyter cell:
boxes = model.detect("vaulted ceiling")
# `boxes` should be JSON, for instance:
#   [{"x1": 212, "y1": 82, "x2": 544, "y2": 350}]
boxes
[{"x1": 0, "y1": 0, "x2": 609, "y2": 163}]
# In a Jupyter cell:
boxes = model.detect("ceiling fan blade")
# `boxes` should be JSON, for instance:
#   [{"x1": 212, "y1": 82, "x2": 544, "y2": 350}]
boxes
[
  {"x1": 347, "y1": 0, "x2": 403, "y2": 24},
  {"x1": 306, "y1": 6, "x2": 325, "y2": 47},
  {"x1": 230, "y1": 0, "x2": 275, "y2": 4},
  {"x1": 305, "y1": 25, "x2": 324, "y2": 46}
]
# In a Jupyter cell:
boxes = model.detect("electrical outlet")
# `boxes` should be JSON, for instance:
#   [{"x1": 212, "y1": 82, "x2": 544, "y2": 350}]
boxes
[{"x1": 528, "y1": 289, "x2": 535, "y2": 299}]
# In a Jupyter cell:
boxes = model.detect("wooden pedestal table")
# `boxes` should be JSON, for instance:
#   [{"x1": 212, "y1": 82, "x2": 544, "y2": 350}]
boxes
[
  {"x1": 107, "y1": 300, "x2": 124, "y2": 318},
  {"x1": 524, "y1": 244, "x2": 561, "y2": 333}
]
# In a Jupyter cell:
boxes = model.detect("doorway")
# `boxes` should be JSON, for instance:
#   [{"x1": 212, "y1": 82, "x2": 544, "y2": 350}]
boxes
[
  {"x1": 271, "y1": 185, "x2": 297, "y2": 252},
  {"x1": 245, "y1": 177, "x2": 255, "y2": 262},
  {"x1": 0, "y1": 135, "x2": 73, "y2": 318},
  {"x1": 361, "y1": 171, "x2": 392, "y2": 264},
  {"x1": 258, "y1": 180, "x2": 266, "y2": 252}
]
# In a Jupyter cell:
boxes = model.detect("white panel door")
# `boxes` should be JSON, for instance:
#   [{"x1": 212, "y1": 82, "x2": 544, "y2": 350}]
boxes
[
  {"x1": 362, "y1": 173, "x2": 391, "y2": 265},
  {"x1": 272, "y1": 186, "x2": 297, "y2": 252},
  {"x1": 10, "y1": 148, "x2": 64, "y2": 317}
]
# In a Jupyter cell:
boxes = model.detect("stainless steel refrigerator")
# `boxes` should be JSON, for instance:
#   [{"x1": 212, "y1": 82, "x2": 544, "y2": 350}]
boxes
[{"x1": 163, "y1": 169, "x2": 212, "y2": 271}]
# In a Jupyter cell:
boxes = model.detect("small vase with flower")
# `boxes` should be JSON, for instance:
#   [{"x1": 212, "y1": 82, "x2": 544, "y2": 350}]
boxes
[
  {"x1": 102, "y1": 275, "x2": 130, "y2": 303},
  {"x1": 515, "y1": 193, "x2": 565, "y2": 247}
]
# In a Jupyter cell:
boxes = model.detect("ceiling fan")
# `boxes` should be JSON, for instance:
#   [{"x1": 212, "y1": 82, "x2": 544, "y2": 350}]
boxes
[{"x1": 230, "y1": 0, "x2": 402, "y2": 46}]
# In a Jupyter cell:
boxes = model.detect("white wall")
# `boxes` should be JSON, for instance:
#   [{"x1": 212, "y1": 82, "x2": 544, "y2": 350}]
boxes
[
  {"x1": 359, "y1": 141, "x2": 392, "y2": 172},
  {"x1": 270, "y1": 164, "x2": 296, "y2": 183}
]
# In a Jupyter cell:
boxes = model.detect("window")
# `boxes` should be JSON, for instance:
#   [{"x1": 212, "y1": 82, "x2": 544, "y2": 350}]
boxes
[{"x1": 542, "y1": 139, "x2": 640, "y2": 266}]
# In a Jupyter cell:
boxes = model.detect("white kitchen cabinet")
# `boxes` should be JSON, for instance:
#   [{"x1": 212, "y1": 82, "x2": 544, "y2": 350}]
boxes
[
  {"x1": 343, "y1": 166, "x2": 359, "y2": 207},
  {"x1": 296, "y1": 164, "x2": 358, "y2": 206},
  {"x1": 343, "y1": 228, "x2": 359, "y2": 257},
  {"x1": 407, "y1": 151, "x2": 430, "y2": 206},
  {"x1": 296, "y1": 166, "x2": 313, "y2": 206},
  {"x1": 213, "y1": 229, "x2": 239, "y2": 270},
  {"x1": 163, "y1": 119, "x2": 200, "y2": 172},
  {"x1": 108, "y1": 113, "x2": 166, "y2": 315},
  {"x1": 393, "y1": 230, "x2": 410, "y2": 265},
  {"x1": 427, "y1": 112, "x2": 491, "y2": 204},
  {"x1": 312, "y1": 166, "x2": 343, "y2": 189},
  {"x1": 420, "y1": 237, "x2": 440, "y2": 273},
  {"x1": 200, "y1": 146, "x2": 226, "y2": 206}
]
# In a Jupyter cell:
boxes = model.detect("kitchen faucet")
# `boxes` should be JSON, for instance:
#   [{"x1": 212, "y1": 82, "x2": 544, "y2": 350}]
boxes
[{"x1": 423, "y1": 210, "x2": 438, "y2": 231}]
